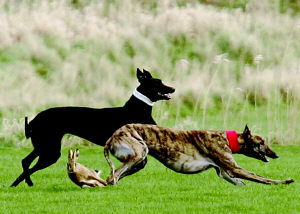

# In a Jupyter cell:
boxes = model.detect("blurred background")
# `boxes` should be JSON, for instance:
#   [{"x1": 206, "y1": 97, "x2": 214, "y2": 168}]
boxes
[{"x1": 0, "y1": 0, "x2": 299, "y2": 146}]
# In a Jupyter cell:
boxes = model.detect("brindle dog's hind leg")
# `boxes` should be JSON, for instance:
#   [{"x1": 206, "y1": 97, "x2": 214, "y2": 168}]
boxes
[
  {"x1": 214, "y1": 167, "x2": 245, "y2": 186},
  {"x1": 106, "y1": 138, "x2": 148, "y2": 185},
  {"x1": 118, "y1": 157, "x2": 148, "y2": 180}
]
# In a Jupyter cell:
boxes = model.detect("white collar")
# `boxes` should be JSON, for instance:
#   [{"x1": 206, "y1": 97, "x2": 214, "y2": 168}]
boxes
[{"x1": 133, "y1": 88, "x2": 154, "y2": 106}]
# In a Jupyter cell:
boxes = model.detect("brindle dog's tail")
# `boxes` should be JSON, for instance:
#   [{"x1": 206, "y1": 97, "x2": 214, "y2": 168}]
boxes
[
  {"x1": 104, "y1": 142, "x2": 116, "y2": 182},
  {"x1": 24, "y1": 117, "x2": 32, "y2": 139}
]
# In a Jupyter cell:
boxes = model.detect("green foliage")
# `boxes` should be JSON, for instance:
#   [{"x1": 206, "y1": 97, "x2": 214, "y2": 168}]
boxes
[
  {"x1": 279, "y1": 0, "x2": 300, "y2": 15},
  {"x1": 0, "y1": 45, "x2": 28, "y2": 64},
  {"x1": 1, "y1": 146, "x2": 299, "y2": 213},
  {"x1": 168, "y1": 35, "x2": 206, "y2": 65},
  {"x1": 31, "y1": 56, "x2": 53, "y2": 78},
  {"x1": 198, "y1": 0, "x2": 299, "y2": 14},
  {"x1": 199, "y1": 0, "x2": 250, "y2": 11},
  {"x1": 124, "y1": 41, "x2": 136, "y2": 58},
  {"x1": 70, "y1": 0, "x2": 93, "y2": 9},
  {"x1": 215, "y1": 32, "x2": 254, "y2": 65}
]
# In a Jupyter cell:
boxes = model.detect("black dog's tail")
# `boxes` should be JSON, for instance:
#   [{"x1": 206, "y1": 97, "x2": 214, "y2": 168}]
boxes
[{"x1": 24, "y1": 117, "x2": 32, "y2": 139}]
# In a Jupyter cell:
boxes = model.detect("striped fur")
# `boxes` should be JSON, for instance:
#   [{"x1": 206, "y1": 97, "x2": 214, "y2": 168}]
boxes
[{"x1": 104, "y1": 124, "x2": 294, "y2": 186}]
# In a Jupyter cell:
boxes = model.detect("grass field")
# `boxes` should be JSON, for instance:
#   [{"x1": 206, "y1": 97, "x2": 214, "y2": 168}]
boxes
[{"x1": 1, "y1": 145, "x2": 299, "y2": 214}]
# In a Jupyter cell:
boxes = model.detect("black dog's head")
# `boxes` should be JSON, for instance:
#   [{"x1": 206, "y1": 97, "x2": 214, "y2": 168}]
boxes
[
  {"x1": 136, "y1": 68, "x2": 175, "y2": 102},
  {"x1": 240, "y1": 125, "x2": 279, "y2": 162}
]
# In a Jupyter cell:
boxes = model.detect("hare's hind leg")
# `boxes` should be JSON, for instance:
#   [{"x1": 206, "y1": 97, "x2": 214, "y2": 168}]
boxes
[
  {"x1": 106, "y1": 138, "x2": 148, "y2": 185},
  {"x1": 80, "y1": 179, "x2": 105, "y2": 188}
]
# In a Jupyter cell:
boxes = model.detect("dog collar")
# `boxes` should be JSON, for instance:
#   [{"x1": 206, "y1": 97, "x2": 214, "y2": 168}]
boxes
[
  {"x1": 133, "y1": 88, "x2": 154, "y2": 106},
  {"x1": 226, "y1": 130, "x2": 240, "y2": 153}
]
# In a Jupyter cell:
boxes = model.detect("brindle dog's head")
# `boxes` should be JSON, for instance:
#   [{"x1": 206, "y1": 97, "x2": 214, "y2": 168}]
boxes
[
  {"x1": 136, "y1": 68, "x2": 175, "y2": 102},
  {"x1": 240, "y1": 125, "x2": 279, "y2": 162}
]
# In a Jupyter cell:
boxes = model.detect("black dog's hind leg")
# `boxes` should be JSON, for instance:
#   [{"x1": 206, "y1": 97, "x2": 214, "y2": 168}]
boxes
[
  {"x1": 22, "y1": 149, "x2": 39, "y2": 186},
  {"x1": 10, "y1": 149, "x2": 38, "y2": 187},
  {"x1": 11, "y1": 150, "x2": 61, "y2": 187},
  {"x1": 11, "y1": 135, "x2": 63, "y2": 187}
]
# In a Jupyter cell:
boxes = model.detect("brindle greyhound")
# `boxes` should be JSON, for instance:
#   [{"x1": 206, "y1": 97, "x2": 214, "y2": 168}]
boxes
[
  {"x1": 11, "y1": 68, "x2": 175, "y2": 187},
  {"x1": 104, "y1": 124, "x2": 294, "y2": 185}
]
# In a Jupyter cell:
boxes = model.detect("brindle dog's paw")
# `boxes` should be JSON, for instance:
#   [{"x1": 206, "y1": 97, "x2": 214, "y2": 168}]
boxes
[
  {"x1": 106, "y1": 176, "x2": 118, "y2": 186},
  {"x1": 283, "y1": 179, "x2": 294, "y2": 184},
  {"x1": 234, "y1": 178, "x2": 246, "y2": 186}
]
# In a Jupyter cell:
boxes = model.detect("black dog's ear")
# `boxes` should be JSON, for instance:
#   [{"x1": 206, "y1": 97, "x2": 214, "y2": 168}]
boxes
[
  {"x1": 243, "y1": 124, "x2": 251, "y2": 140},
  {"x1": 143, "y1": 69, "x2": 152, "y2": 79},
  {"x1": 137, "y1": 68, "x2": 144, "y2": 83},
  {"x1": 137, "y1": 68, "x2": 152, "y2": 83}
]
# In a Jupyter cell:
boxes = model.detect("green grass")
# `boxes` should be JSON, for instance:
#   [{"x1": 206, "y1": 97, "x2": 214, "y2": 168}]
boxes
[{"x1": 1, "y1": 146, "x2": 299, "y2": 213}]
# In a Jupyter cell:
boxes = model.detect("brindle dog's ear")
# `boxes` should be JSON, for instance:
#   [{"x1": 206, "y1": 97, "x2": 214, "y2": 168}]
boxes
[{"x1": 243, "y1": 125, "x2": 251, "y2": 140}]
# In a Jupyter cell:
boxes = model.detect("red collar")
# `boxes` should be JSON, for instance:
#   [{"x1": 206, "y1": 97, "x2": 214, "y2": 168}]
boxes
[{"x1": 226, "y1": 130, "x2": 240, "y2": 153}]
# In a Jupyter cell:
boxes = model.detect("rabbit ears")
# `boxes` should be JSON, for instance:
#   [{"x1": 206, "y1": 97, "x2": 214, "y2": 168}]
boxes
[{"x1": 69, "y1": 149, "x2": 79, "y2": 159}]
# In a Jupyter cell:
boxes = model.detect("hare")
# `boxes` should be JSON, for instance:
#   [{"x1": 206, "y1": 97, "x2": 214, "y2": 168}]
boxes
[{"x1": 67, "y1": 149, "x2": 107, "y2": 188}]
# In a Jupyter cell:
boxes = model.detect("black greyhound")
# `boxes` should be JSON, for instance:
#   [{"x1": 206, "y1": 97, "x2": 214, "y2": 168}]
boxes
[{"x1": 11, "y1": 68, "x2": 175, "y2": 187}]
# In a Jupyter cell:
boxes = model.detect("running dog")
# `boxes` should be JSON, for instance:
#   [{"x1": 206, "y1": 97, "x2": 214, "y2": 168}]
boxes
[
  {"x1": 104, "y1": 124, "x2": 294, "y2": 185},
  {"x1": 11, "y1": 68, "x2": 175, "y2": 187}
]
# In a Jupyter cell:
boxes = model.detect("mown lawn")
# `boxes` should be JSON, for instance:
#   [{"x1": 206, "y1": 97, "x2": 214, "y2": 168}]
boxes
[{"x1": 0, "y1": 145, "x2": 299, "y2": 214}]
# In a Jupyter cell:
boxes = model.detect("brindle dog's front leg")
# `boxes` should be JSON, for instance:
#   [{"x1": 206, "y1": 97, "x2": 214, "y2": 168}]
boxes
[
  {"x1": 214, "y1": 167, "x2": 245, "y2": 186},
  {"x1": 227, "y1": 167, "x2": 294, "y2": 185},
  {"x1": 212, "y1": 151, "x2": 294, "y2": 185}
]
